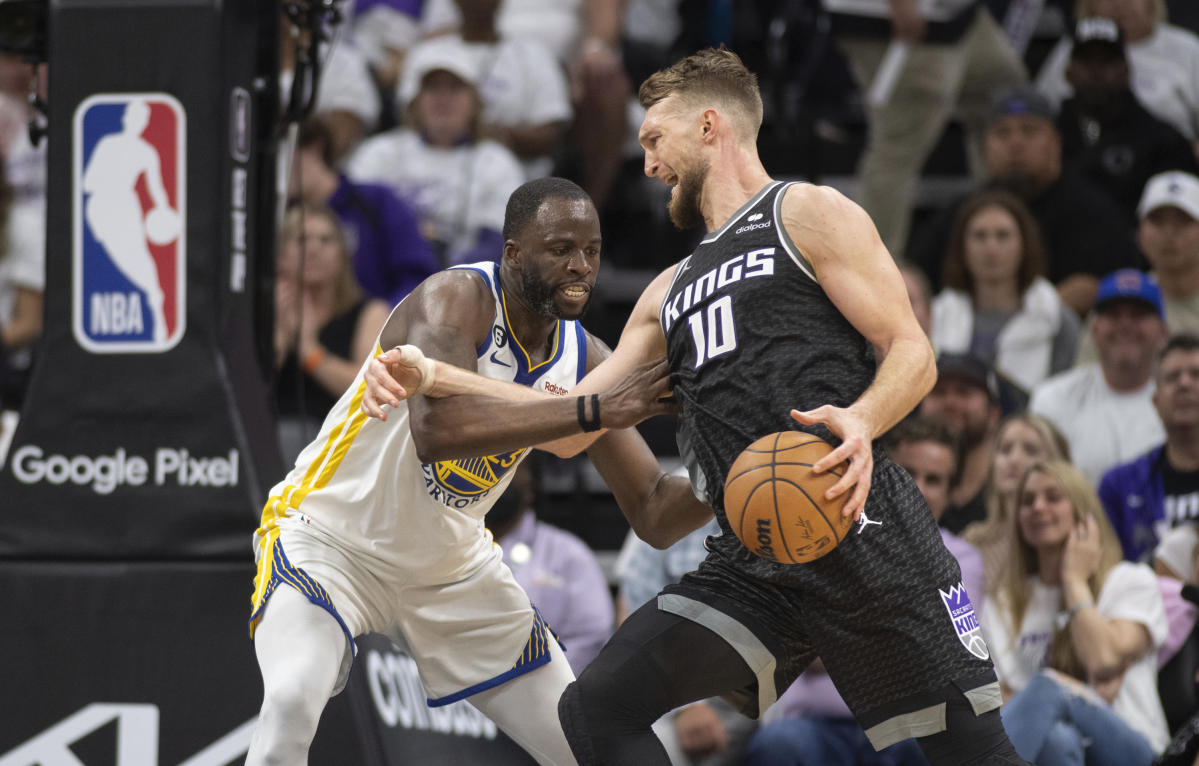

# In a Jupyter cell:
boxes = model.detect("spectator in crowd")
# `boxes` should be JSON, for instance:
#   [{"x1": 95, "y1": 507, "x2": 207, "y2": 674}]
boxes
[
  {"x1": 0, "y1": 160, "x2": 42, "y2": 414},
  {"x1": 741, "y1": 416, "x2": 983, "y2": 766},
  {"x1": 983, "y1": 459, "x2": 1170, "y2": 765},
  {"x1": 1056, "y1": 18, "x2": 1198, "y2": 224},
  {"x1": 422, "y1": 0, "x2": 632, "y2": 211},
  {"x1": 614, "y1": 507, "x2": 755, "y2": 766},
  {"x1": 1151, "y1": 525, "x2": 1199, "y2": 743},
  {"x1": 919, "y1": 353, "x2": 1004, "y2": 533},
  {"x1": 965, "y1": 413, "x2": 1072, "y2": 593},
  {"x1": 908, "y1": 85, "x2": 1142, "y2": 316},
  {"x1": 1141, "y1": 171, "x2": 1199, "y2": 333},
  {"x1": 1037, "y1": 0, "x2": 1199, "y2": 151},
  {"x1": 273, "y1": 204, "x2": 390, "y2": 459},
  {"x1": 1031, "y1": 268, "x2": 1168, "y2": 485},
  {"x1": 348, "y1": 0, "x2": 423, "y2": 97},
  {"x1": 406, "y1": 2, "x2": 571, "y2": 180},
  {"x1": 347, "y1": 39, "x2": 524, "y2": 266},
  {"x1": 816, "y1": 0, "x2": 1026, "y2": 260},
  {"x1": 1076, "y1": 170, "x2": 1199, "y2": 364},
  {"x1": 1099, "y1": 334, "x2": 1199, "y2": 562},
  {"x1": 486, "y1": 458, "x2": 613, "y2": 676},
  {"x1": 0, "y1": 54, "x2": 45, "y2": 215},
  {"x1": 291, "y1": 119, "x2": 438, "y2": 307},
  {"x1": 931, "y1": 189, "x2": 1080, "y2": 394},
  {"x1": 279, "y1": 23, "x2": 382, "y2": 164}
]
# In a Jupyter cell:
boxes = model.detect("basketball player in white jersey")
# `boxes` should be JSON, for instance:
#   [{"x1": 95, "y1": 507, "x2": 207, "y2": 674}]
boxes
[{"x1": 246, "y1": 177, "x2": 712, "y2": 765}]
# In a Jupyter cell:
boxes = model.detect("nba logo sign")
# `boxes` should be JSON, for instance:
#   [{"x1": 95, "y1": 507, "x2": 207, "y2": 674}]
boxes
[{"x1": 73, "y1": 93, "x2": 186, "y2": 352}]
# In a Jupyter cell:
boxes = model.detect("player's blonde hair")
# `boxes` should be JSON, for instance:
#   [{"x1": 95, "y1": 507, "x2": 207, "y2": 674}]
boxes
[
  {"x1": 1000, "y1": 460, "x2": 1124, "y2": 679},
  {"x1": 638, "y1": 47, "x2": 763, "y2": 143}
]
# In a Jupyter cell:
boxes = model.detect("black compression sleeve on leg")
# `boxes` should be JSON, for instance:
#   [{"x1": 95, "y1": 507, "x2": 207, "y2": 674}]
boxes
[
  {"x1": 917, "y1": 699, "x2": 1031, "y2": 766},
  {"x1": 558, "y1": 599, "x2": 758, "y2": 766}
]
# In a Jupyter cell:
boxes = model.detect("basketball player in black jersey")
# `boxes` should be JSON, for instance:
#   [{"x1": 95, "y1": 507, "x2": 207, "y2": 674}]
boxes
[{"x1": 365, "y1": 50, "x2": 1029, "y2": 765}]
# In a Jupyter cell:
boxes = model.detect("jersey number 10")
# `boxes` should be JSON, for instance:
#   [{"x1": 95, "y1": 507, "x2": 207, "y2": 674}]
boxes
[{"x1": 687, "y1": 294, "x2": 738, "y2": 368}]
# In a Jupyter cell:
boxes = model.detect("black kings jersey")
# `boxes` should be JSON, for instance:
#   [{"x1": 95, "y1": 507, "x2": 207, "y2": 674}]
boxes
[{"x1": 660, "y1": 182, "x2": 878, "y2": 552}]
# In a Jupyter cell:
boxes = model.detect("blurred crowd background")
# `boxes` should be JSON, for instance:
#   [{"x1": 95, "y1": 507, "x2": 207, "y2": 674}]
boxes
[{"x1": 6, "y1": 0, "x2": 1199, "y2": 763}]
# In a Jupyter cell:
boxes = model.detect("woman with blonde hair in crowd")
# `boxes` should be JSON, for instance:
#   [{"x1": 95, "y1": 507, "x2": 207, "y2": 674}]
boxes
[
  {"x1": 932, "y1": 189, "x2": 1081, "y2": 396},
  {"x1": 965, "y1": 413, "x2": 1071, "y2": 593},
  {"x1": 273, "y1": 203, "x2": 390, "y2": 460},
  {"x1": 982, "y1": 460, "x2": 1170, "y2": 765}
]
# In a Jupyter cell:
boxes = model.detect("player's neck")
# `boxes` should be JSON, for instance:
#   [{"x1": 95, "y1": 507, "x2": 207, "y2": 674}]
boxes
[
  {"x1": 498, "y1": 278, "x2": 558, "y2": 365},
  {"x1": 701, "y1": 149, "x2": 773, "y2": 232}
]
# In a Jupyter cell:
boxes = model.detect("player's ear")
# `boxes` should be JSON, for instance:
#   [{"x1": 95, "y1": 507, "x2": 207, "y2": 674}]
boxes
[
  {"x1": 700, "y1": 109, "x2": 718, "y2": 142},
  {"x1": 502, "y1": 240, "x2": 520, "y2": 267}
]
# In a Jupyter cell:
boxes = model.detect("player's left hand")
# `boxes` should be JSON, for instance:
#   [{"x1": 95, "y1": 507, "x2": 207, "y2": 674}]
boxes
[
  {"x1": 789, "y1": 405, "x2": 872, "y2": 521},
  {"x1": 673, "y1": 702, "x2": 728, "y2": 759}
]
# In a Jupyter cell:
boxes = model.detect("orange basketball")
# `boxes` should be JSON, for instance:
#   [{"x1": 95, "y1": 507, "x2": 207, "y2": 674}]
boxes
[{"x1": 723, "y1": 431, "x2": 854, "y2": 564}]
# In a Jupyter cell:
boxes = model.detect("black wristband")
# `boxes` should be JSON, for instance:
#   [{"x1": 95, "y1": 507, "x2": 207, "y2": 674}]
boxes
[{"x1": 577, "y1": 394, "x2": 602, "y2": 432}]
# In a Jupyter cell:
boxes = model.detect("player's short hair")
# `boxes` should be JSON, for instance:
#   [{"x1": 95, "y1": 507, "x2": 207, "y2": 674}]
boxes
[
  {"x1": 503, "y1": 177, "x2": 594, "y2": 241},
  {"x1": 638, "y1": 47, "x2": 763, "y2": 140}
]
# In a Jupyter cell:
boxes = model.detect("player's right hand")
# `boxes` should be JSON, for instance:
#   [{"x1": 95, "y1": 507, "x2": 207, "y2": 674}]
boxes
[
  {"x1": 361, "y1": 346, "x2": 435, "y2": 420},
  {"x1": 598, "y1": 357, "x2": 679, "y2": 429}
]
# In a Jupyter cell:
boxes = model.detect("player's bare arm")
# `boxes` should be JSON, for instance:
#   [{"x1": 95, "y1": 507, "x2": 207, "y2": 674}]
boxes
[
  {"x1": 362, "y1": 265, "x2": 678, "y2": 460},
  {"x1": 579, "y1": 327, "x2": 713, "y2": 548},
  {"x1": 781, "y1": 183, "x2": 937, "y2": 519},
  {"x1": 377, "y1": 270, "x2": 673, "y2": 462}
]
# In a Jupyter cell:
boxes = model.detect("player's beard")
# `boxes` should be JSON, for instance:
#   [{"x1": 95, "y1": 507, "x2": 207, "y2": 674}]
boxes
[
  {"x1": 519, "y1": 269, "x2": 591, "y2": 320},
  {"x1": 669, "y1": 160, "x2": 709, "y2": 231}
]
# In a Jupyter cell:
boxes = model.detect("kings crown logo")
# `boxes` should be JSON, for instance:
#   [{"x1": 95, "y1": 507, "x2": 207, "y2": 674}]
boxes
[{"x1": 939, "y1": 583, "x2": 989, "y2": 660}]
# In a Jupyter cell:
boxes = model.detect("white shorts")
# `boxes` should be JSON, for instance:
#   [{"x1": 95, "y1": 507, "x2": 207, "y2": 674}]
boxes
[{"x1": 250, "y1": 515, "x2": 557, "y2": 704}]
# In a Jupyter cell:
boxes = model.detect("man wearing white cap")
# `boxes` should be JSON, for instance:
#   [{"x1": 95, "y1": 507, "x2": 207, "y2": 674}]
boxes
[
  {"x1": 347, "y1": 38, "x2": 525, "y2": 266},
  {"x1": 1075, "y1": 170, "x2": 1199, "y2": 364},
  {"x1": 1140, "y1": 170, "x2": 1199, "y2": 332}
]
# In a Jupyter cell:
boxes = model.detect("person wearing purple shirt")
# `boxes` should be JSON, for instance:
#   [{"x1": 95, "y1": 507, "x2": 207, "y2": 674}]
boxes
[
  {"x1": 292, "y1": 119, "x2": 439, "y2": 307},
  {"x1": 744, "y1": 417, "x2": 983, "y2": 765},
  {"x1": 487, "y1": 459, "x2": 614, "y2": 676}
]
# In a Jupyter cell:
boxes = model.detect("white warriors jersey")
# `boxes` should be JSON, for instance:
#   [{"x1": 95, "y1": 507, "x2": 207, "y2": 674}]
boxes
[{"x1": 254, "y1": 261, "x2": 589, "y2": 585}]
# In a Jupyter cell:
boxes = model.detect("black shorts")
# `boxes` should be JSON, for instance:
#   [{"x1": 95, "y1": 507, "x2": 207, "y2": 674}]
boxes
[{"x1": 661, "y1": 459, "x2": 999, "y2": 749}]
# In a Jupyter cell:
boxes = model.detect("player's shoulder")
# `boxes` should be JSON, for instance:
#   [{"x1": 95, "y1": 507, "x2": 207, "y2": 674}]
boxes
[
  {"x1": 408, "y1": 264, "x2": 497, "y2": 311},
  {"x1": 780, "y1": 180, "x2": 857, "y2": 219}
]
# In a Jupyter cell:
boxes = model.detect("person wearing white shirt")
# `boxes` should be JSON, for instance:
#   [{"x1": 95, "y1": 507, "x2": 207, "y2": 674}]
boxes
[
  {"x1": 347, "y1": 39, "x2": 524, "y2": 266},
  {"x1": 982, "y1": 460, "x2": 1169, "y2": 765},
  {"x1": 399, "y1": 8, "x2": 572, "y2": 180},
  {"x1": 1030, "y1": 269, "x2": 1168, "y2": 485}
]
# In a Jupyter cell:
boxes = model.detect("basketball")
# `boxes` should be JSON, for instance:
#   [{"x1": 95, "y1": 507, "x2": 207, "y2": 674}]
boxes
[{"x1": 723, "y1": 431, "x2": 854, "y2": 564}]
